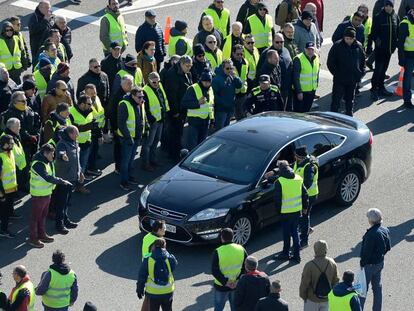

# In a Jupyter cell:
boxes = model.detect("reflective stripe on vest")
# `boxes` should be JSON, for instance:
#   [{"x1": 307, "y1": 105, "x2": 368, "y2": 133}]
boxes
[
  {"x1": 145, "y1": 257, "x2": 175, "y2": 295},
  {"x1": 296, "y1": 53, "x2": 320, "y2": 92},
  {"x1": 234, "y1": 61, "x2": 249, "y2": 94},
  {"x1": 117, "y1": 68, "x2": 143, "y2": 87},
  {"x1": 204, "y1": 8, "x2": 230, "y2": 37},
  {"x1": 278, "y1": 174, "x2": 303, "y2": 213},
  {"x1": 205, "y1": 49, "x2": 223, "y2": 69},
  {"x1": 143, "y1": 83, "x2": 170, "y2": 122},
  {"x1": 10, "y1": 281, "x2": 35, "y2": 311},
  {"x1": 247, "y1": 14, "x2": 273, "y2": 49},
  {"x1": 294, "y1": 161, "x2": 319, "y2": 197},
  {"x1": 42, "y1": 269, "x2": 76, "y2": 308},
  {"x1": 116, "y1": 99, "x2": 145, "y2": 138},
  {"x1": 244, "y1": 47, "x2": 260, "y2": 80},
  {"x1": 328, "y1": 290, "x2": 357, "y2": 311},
  {"x1": 187, "y1": 83, "x2": 214, "y2": 119},
  {"x1": 0, "y1": 133, "x2": 26, "y2": 170},
  {"x1": 102, "y1": 13, "x2": 128, "y2": 50},
  {"x1": 30, "y1": 160, "x2": 56, "y2": 196},
  {"x1": 69, "y1": 106, "x2": 93, "y2": 143},
  {"x1": 168, "y1": 35, "x2": 192, "y2": 57},
  {"x1": 401, "y1": 19, "x2": 414, "y2": 51},
  {"x1": 92, "y1": 97, "x2": 105, "y2": 128},
  {"x1": 0, "y1": 36, "x2": 22, "y2": 70},
  {"x1": 252, "y1": 84, "x2": 279, "y2": 96},
  {"x1": 214, "y1": 243, "x2": 245, "y2": 286},
  {"x1": 141, "y1": 233, "x2": 158, "y2": 260},
  {"x1": 0, "y1": 151, "x2": 17, "y2": 193}
]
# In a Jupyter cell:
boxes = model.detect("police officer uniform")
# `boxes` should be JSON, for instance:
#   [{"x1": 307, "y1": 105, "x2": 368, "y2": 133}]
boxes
[{"x1": 245, "y1": 74, "x2": 284, "y2": 114}]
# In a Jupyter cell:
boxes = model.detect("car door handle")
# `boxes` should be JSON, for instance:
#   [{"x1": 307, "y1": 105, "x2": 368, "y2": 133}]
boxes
[{"x1": 332, "y1": 158, "x2": 342, "y2": 166}]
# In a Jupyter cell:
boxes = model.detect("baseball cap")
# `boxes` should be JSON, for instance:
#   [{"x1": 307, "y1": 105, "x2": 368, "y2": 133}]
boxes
[
  {"x1": 259, "y1": 74, "x2": 270, "y2": 83},
  {"x1": 145, "y1": 10, "x2": 156, "y2": 17}
]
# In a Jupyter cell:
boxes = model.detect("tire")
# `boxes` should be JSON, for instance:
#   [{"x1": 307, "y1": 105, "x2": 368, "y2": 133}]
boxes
[
  {"x1": 335, "y1": 169, "x2": 362, "y2": 206},
  {"x1": 231, "y1": 214, "x2": 253, "y2": 246}
]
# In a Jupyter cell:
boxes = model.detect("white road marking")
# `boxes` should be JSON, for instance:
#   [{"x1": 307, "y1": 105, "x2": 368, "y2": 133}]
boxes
[
  {"x1": 322, "y1": 37, "x2": 332, "y2": 47},
  {"x1": 120, "y1": 0, "x2": 166, "y2": 12},
  {"x1": 121, "y1": 0, "x2": 198, "y2": 15}
]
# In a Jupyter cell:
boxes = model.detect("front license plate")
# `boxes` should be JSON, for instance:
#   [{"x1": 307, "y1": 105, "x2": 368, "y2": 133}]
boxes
[{"x1": 165, "y1": 224, "x2": 176, "y2": 233}]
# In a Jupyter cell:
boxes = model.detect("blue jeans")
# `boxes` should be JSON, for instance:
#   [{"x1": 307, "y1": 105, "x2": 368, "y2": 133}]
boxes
[
  {"x1": 281, "y1": 212, "x2": 300, "y2": 259},
  {"x1": 360, "y1": 261, "x2": 384, "y2": 311},
  {"x1": 120, "y1": 138, "x2": 140, "y2": 184},
  {"x1": 215, "y1": 111, "x2": 233, "y2": 130},
  {"x1": 142, "y1": 121, "x2": 163, "y2": 165},
  {"x1": 79, "y1": 143, "x2": 91, "y2": 173},
  {"x1": 186, "y1": 117, "x2": 209, "y2": 150},
  {"x1": 403, "y1": 58, "x2": 414, "y2": 103},
  {"x1": 214, "y1": 289, "x2": 235, "y2": 311}
]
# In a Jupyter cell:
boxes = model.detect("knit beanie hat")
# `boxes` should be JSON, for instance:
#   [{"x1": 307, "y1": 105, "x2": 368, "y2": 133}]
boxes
[
  {"x1": 384, "y1": 0, "x2": 394, "y2": 7},
  {"x1": 175, "y1": 20, "x2": 188, "y2": 32},
  {"x1": 22, "y1": 79, "x2": 36, "y2": 91},
  {"x1": 301, "y1": 11, "x2": 314, "y2": 21},
  {"x1": 193, "y1": 43, "x2": 205, "y2": 56},
  {"x1": 57, "y1": 62, "x2": 69, "y2": 74},
  {"x1": 343, "y1": 26, "x2": 356, "y2": 38},
  {"x1": 38, "y1": 57, "x2": 52, "y2": 68}
]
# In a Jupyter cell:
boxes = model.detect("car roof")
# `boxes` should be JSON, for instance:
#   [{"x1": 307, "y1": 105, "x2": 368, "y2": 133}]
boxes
[{"x1": 215, "y1": 112, "x2": 347, "y2": 151}]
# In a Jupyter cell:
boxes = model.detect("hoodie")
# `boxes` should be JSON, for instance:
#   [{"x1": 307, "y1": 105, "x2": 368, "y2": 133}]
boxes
[
  {"x1": 137, "y1": 248, "x2": 178, "y2": 299},
  {"x1": 331, "y1": 282, "x2": 362, "y2": 311},
  {"x1": 212, "y1": 65, "x2": 243, "y2": 112},
  {"x1": 36, "y1": 263, "x2": 78, "y2": 309}
]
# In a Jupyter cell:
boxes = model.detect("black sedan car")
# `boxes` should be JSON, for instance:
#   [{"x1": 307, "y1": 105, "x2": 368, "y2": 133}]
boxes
[{"x1": 139, "y1": 112, "x2": 372, "y2": 245}]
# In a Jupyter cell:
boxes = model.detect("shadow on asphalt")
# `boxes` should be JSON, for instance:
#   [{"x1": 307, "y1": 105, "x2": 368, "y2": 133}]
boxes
[{"x1": 366, "y1": 105, "x2": 414, "y2": 135}]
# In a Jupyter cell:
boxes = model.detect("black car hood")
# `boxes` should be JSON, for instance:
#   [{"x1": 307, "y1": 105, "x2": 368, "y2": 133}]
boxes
[{"x1": 147, "y1": 166, "x2": 249, "y2": 215}]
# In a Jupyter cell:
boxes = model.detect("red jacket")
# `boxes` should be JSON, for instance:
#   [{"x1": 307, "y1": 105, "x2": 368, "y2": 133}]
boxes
[
  {"x1": 8, "y1": 275, "x2": 32, "y2": 311},
  {"x1": 301, "y1": 0, "x2": 324, "y2": 31}
]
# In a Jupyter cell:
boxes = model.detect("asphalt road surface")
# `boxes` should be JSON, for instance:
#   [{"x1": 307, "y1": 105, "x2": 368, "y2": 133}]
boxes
[{"x1": 1, "y1": 0, "x2": 414, "y2": 310}]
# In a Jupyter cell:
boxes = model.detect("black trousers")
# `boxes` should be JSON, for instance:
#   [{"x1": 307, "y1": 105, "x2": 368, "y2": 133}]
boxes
[
  {"x1": 371, "y1": 52, "x2": 392, "y2": 90},
  {"x1": 149, "y1": 295, "x2": 173, "y2": 311},
  {"x1": 167, "y1": 115, "x2": 184, "y2": 160},
  {"x1": 331, "y1": 81, "x2": 357, "y2": 116},
  {"x1": 54, "y1": 183, "x2": 74, "y2": 228},
  {"x1": 88, "y1": 135, "x2": 100, "y2": 170},
  {"x1": 293, "y1": 91, "x2": 316, "y2": 113},
  {"x1": 113, "y1": 134, "x2": 122, "y2": 171},
  {"x1": 0, "y1": 192, "x2": 15, "y2": 231}
]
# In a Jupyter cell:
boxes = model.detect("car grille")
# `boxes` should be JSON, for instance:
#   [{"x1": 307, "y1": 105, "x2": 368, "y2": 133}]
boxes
[
  {"x1": 148, "y1": 204, "x2": 187, "y2": 221},
  {"x1": 141, "y1": 216, "x2": 192, "y2": 243}
]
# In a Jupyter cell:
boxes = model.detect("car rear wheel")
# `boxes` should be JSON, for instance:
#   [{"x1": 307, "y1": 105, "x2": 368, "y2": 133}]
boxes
[
  {"x1": 336, "y1": 169, "x2": 361, "y2": 206},
  {"x1": 231, "y1": 214, "x2": 253, "y2": 246}
]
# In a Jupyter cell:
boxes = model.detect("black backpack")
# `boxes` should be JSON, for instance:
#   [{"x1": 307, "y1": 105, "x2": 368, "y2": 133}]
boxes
[{"x1": 312, "y1": 261, "x2": 332, "y2": 299}]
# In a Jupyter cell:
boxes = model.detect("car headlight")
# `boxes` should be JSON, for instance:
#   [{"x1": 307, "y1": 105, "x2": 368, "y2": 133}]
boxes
[
  {"x1": 188, "y1": 208, "x2": 230, "y2": 222},
  {"x1": 140, "y1": 187, "x2": 150, "y2": 208}
]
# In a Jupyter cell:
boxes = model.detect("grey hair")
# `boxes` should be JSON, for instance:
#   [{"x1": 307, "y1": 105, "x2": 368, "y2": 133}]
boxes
[
  {"x1": 54, "y1": 15, "x2": 66, "y2": 24},
  {"x1": 6, "y1": 117, "x2": 20, "y2": 129},
  {"x1": 232, "y1": 21, "x2": 243, "y2": 30},
  {"x1": 222, "y1": 59, "x2": 233, "y2": 67},
  {"x1": 148, "y1": 72, "x2": 160, "y2": 81},
  {"x1": 283, "y1": 22, "x2": 294, "y2": 30},
  {"x1": 11, "y1": 91, "x2": 25, "y2": 104},
  {"x1": 179, "y1": 55, "x2": 192, "y2": 65},
  {"x1": 202, "y1": 15, "x2": 214, "y2": 23},
  {"x1": 121, "y1": 74, "x2": 134, "y2": 84},
  {"x1": 367, "y1": 208, "x2": 383, "y2": 224},
  {"x1": 245, "y1": 255, "x2": 258, "y2": 271}
]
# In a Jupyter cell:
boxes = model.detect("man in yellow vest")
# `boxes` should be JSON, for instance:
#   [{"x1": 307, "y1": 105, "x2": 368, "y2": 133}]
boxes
[
  {"x1": 243, "y1": 34, "x2": 260, "y2": 92},
  {"x1": 328, "y1": 270, "x2": 362, "y2": 310},
  {"x1": 292, "y1": 41, "x2": 320, "y2": 112},
  {"x1": 293, "y1": 146, "x2": 319, "y2": 249},
  {"x1": 265, "y1": 160, "x2": 308, "y2": 263},
  {"x1": 222, "y1": 22, "x2": 244, "y2": 60},
  {"x1": 205, "y1": 35, "x2": 223, "y2": 70},
  {"x1": 231, "y1": 44, "x2": 249, "y2": 120},
  {"x1": 100, "y1": 0, "x2": 128, "y2": 56},
  {"x1": 36, "y1": 250, "x2": 78, "y2": 310},
  {"x1": 9, "y1": 16, "x2": 31, "y2": 71},
  {"x1": 0, "y1": 21, "x2": 24, "y2": 84},
  {"x1": 142, "y1": 72, "x2": 169, "y2": 172},
  {"x1": 200, "y1": 0, "x2": 231, "y2": 38},
  {"x1": 168, "y1": 20, "x2": 192, "y2": 57},
  {"x1": 112, "y1": 54, "x2": 143, "y2": 94},
  {"x1": 212, "y1": 228, "x2": 248, "y2": 311},
  {"x1": 0, "y1": 134, "x2": 18, "y2": 238},
  {"x1": 29, "y1": 144, "x2": 71, "y2": 248},
  {"x1": 137, "y1": 238, "x2": 177, "y2": 310},
  {"x1": 117, "y1": 87, "x2": 147, "y2": 190},
  {"x1": 8, "y1": 266, "x2": 35, "y2": 310},
  {"x1": 42, "y1": 102, "x2": 71, "y2": 146},
  {"x1": 34, "y1": 58, "x2": 54, "y2": 100},
  {"x1": 181, "y1": 71, "x2": 215, "y2": 150},
  {"x1": 244, "y1": 3, "x2": 275, "y2": 53}
]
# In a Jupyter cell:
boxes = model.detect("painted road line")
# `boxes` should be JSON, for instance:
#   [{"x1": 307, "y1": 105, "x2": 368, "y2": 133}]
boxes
[
  {"x1": 322, "y1": 37, "x2": 332, "y2": 47},
  {"x1": 12, "y1": 0, "x2": 138, "y2": 34},
  {"x1": 121, "y1": 0, "x2": 198, "y2": 15},
  {"x1": 120, "y1": 0, "x2": 166, "y2": 12}
]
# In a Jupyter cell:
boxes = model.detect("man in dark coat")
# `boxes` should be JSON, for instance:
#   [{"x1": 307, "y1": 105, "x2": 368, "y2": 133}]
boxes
[
  {"x1": 191, "y1": 44, "x2": 213, "y2": 82},
  {"x1": 135, "y1": 10, "x2": 166, "y2": 71},
  {"x1": 332, "y1": 11, "x2": 365, "y2": 45},
  {"x1": 53, "y1": 15, "x2": 73, "y2": 62},
  {"x1": 255, "y1": 280, "x2": 289, "y2": 311},
  {"x1": 236, "y1": 0, "x2": 259, "y2": 28},
  {"x1": 193, "y1": 15, "x2": 224, "y2": 48},
  {"x1": 101, "y1": 42, "x2": 123, "y2": 91},
  {"x1": 47, "y1": 62, "x2": 75, "y2": 102},
  {"x1": 28, "y1": 0, "x2": 52, "y2": 64},
  {"x1": 0, "y1": 66, "x2": 17, "y2": 114},
  {"x1": 256, "y1": 50, "x2": 282, "y2": 89}
]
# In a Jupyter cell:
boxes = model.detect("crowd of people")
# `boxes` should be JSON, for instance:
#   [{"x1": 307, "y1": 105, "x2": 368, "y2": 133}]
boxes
[{"x1": 0, "y1": 0, "x2": 407, "y2": 309}]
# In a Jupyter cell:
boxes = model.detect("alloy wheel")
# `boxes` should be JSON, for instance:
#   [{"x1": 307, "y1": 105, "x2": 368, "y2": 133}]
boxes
[
  {"x1": 232, "y1": 217, "x2": 252, "y2": 245},
  {"x1": 340, "y1": 172, "x2": 360, "y2": 203}
]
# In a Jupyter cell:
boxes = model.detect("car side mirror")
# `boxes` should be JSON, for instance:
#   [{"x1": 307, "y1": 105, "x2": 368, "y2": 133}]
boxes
[{"x1": 180, "y1": 149, "x2": 189, "y2": 159}]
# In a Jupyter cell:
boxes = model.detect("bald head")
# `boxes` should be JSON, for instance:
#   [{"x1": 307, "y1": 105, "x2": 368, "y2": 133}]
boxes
[
  {"x1": 273, "y1": 33, "x2": 285, "y2": 50},
  {"x1": 304, "y1": 3, "x2": 317, "y2": 15}
]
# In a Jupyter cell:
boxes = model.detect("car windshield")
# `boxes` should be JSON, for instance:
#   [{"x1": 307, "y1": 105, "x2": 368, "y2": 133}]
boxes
[{"x1": 180, "y1": 136, "x2": 269, "y2": 184}]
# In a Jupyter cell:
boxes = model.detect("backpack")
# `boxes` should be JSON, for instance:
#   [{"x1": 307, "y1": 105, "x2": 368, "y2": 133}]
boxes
[
  {"x1": 312, "y1": 261, "x2": 332, "y2": 299},
  {"x1": 153, "y1": 258, "x2": 170, "y2": 286}
]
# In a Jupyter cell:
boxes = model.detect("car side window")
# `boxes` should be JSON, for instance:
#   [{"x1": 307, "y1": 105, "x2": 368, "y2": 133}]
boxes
[
  {"x1": 296, "y1": 133, "x2": 332, "y2": 157},
  {"x1": 323, "y1": 133, "x2": 346, "y2": 148}
]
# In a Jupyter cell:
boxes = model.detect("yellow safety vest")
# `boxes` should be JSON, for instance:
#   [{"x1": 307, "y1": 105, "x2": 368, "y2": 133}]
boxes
[
  {"x1": 91, "y1": 97, "x2": 105, "y2": 129},
  {"x1": 187, "y1": 83, "x2": 214, "y2": 119},
  {"x1": 57, "y1": 42, "x2": 66, "y2": 62},
  {"x1": 294, "y1": 161, "x2": 319, "y2": 197},
  {"x1": 116, "y1": 99, "x2": 146, "y2": 138},
  {"x1": 10, "y1": 280, "x2": 35, "y2": 311},
  {"x1": 69, "y1": 106, "x2": 93, "y2": 144},
  {"x1": 247, "y1": 14, "x2": 273, "y2": 49},
  {"x1": 401, "y1": 19, "x2": 414, "y2": 52},
  {"x1": 0, "y1": 133, "x2": 26, "y2": 170},
  {"x1": 296, "y1": 53, "x2": 320, "y2": 92},
  {"x1": 214, "y1": 243, "x2": 245, "y2": 286},
  {"x1": 141, "y1": 233, "x2": 158, "y2": 260},
  {"x1": 42, "y1": 269, "x2": 76, "y2": 308},
  {"x1": 102, "y1": 12, "x2": 128, "y2": 51},
  {"x1": 205, "y1": 49, "x2": 223, "y2": 69},
  {"x1": 278, "y1": 174, "x2": 303, "y2": 214},
  {"x1": 117, "y1": 68, "x2": 143, "y2": 87},
  {"x1": 252, "y1": 85, "x2": 279, "y2": 96},
  {"x1": 33, "y1": 70, "x2": 50, "y2": 99},
  {"x1": 222, "y1": 34, "x2": 244, "y2": 60},
  {"x1": 145, "y1": 257, "x2": 175, "y2": 295},
  {"x1": 0, "y1": 151, "x2": 17, "y2": 193},
  {"x1": 143, "y1": 83, "x2": 170, "y2": 122},
  {"x1": 328, "y1": 290, "x2": 358, "y2": 311},
  {"x1": 244, "y1": 46, "x2": 260, "y2": 80},
  {"x1": 204, "y1": 8, "x2": 231, "y2": 37},
  {"x1": 30, "y1": 160, "x2": 56, "y2": 196},
  {"x1": 234, "y1": 60, "x2": 249, "y2": 94},
  {"x1": 0, "y1": 36, "x2": 22, "y2": 70},
  {"x1": 168, "y1": 35, "x2": 192, "y2": 57},
  {"x1": 350, "y1": 14, "x2": 372, "y2": 48},
  {"x1": 44, "y1": 117, "x2": 71, "y2": 147}
]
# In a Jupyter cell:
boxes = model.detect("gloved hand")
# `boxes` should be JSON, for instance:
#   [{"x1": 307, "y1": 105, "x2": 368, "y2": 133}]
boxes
[{"x1": 136, "y1": 288, "x2": 144, "y2": 299}]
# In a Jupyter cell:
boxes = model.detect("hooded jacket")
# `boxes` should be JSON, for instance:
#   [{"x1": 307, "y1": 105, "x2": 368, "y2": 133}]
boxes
[
  {"x1": 234, "y1": 270, "x2": 270, "y2": 311},
  {"x1": 212, "y1": 65, "x2": 243, "y2": 112},
  {"x1": 299, "y1": 240, "x2": 340, "y2": 302},
  {"x1": 330, "y1": 282, "x2": 362, "y2": 311},
  {"x1": 294, "y1": 19, "x2": 321, "y2": 53},
  {"x1": 371, "y1": 8, "x2": 399, "y2": 56},
  {"x1": 135, "y1": 21, "x2": 166, "y2": 63},
  {"x1": 8, "y1": 275, "x2": 32, "y2": 311},
  {"x1": 28, "y1": 6, "x2": 51, "y2": 58}
]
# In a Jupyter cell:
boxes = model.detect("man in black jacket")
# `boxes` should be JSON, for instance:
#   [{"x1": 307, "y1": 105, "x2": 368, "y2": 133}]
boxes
[
  {"x1": 101, "y1": 42, "x2": 123, "y2": 91},
  {"x1": 47, "y1": 62, "x2": 76, "y2": 102},
  {"x1": 359, "y1": 208, "x2": 391, "y2": 311},
  {"x1": 236, "y1": 0, "x2": 259, "y2": 28},
  {"x1": 234, "y1": 256, "x2": 270, "y2": 311},
  {"x1": 332, "y1": 11, "x2": 365, "y2": 45},
  {"x1": 256, "y1": 50, "x2": 281, "y2": 88},
  {"x1": 255, "y1": 280, "x2": 289, "y2": 311},
  {"x1": 28, "y1": 0, "x2": 52, "y2": 64},
  {"x1": 0, "y1": 66, "x2": 17, "y2": 114},
  {"x1": 370, "y1": 0, "x2": 399, "y2": 101},
  {"x1": 53, "y1": 15, "x2": 73, "y2": 62},
  {"x1": 135, "y1": 10, "x2": 166, "y2": 71},
  {"x1": 327, "y1": 27, "x2": 365, "y2": 116},
  {"x1": 191, "y1": 44, "x2": 213, "y2": 82}
]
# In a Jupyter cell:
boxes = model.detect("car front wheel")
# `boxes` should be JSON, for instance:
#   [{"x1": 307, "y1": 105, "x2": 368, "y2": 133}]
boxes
[
  {"x1": 231, "y1": 214, "x2": 253, "y2": 246},
  {"x1": 336, "y1": 169, "x2": 361, "y2": 206}
]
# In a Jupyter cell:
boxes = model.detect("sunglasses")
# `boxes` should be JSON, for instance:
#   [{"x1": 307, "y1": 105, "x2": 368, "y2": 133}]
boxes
[
  {"x1": 5, "y1": 29, "x2": 13, "y2": 32},
  {"x1": 150, "y1": 80, "x2": 160, "y2": 83},
  {"x1": 246, "y1": 41, "x2": 255, "y2": 45},
  {"x1": 274, "y1": 41, "x2": 284, "y2": 44},
  {"x1": 208, "y1": 41, "x2": 217, "y2": 44},
  {"x1": 93, "y1": 65, "x2": 101, "y2": 69}
]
